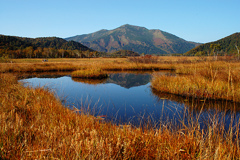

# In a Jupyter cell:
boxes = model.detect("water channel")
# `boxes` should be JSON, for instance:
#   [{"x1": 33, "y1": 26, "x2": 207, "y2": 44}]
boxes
[{"x1": 19, "y1": 71, "x2": 240, "y2": 130}]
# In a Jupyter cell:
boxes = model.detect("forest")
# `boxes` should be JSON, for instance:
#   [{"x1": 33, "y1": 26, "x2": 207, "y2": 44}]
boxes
[
  {"x1": 185, "y1": 33, "x2": 240, "y2": 56},
  {"x1": 0, "y1": 35, "x2": 99, "y2": 58}
]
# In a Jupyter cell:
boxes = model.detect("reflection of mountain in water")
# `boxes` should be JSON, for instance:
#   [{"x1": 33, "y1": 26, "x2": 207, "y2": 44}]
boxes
[
  {"x1": 18, "y1": 72, "x2": 152, "y2": 88},
  {"x1": 106, "y1": 73, "x2": 151, "y2": 89}
]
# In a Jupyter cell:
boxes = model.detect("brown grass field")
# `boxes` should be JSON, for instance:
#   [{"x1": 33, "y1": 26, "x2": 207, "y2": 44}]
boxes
[
  {"x1": 0, "y1": 57, "x2": 175, "y2": 73},
  {"x1": 1, "y1": 57, "x2": 240, "y2": 159}
]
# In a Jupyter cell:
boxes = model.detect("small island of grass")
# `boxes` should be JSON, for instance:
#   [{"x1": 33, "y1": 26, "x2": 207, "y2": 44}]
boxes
[{"x1": 71, "y1": 69, "x2": 108, "y2": 79}]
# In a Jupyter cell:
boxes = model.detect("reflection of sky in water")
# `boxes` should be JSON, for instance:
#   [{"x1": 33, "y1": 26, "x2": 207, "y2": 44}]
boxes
[{"x1": 19, "y1": 73, "x2": 240, "y2": 129}]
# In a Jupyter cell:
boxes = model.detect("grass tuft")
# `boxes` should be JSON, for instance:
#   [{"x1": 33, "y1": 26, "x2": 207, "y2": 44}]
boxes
[
  {"x1": 152, "y1": 61, "x2": 240, "y2": 102},
  {"x1": 71, "y1": 69, "x2": 108, "y2": 79}
]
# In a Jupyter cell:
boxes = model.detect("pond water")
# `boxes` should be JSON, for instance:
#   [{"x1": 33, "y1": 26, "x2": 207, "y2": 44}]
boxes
[{"x1": 19, "y1": 71, "x2": 240, "y2": 129}]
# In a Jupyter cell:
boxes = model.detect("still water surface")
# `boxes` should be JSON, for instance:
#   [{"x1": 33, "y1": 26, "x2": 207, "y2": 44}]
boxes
[{"x1": 19, "y1": 72, "x2": 240, "y2": 129}]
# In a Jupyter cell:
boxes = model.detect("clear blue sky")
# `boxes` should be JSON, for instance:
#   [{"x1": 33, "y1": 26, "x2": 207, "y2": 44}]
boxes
[{"x1": 0, "y1": 0, "x2": 239, "y2": 43}]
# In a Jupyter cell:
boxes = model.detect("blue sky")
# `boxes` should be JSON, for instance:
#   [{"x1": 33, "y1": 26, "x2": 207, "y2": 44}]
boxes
[{"x1": 0, "y1": 0, "x2": 239, "y2": 43}]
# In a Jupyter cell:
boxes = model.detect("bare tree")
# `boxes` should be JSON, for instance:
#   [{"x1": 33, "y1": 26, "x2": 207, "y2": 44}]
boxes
[
  {"x1": 235, "y1": 44, "x2": 239, "y2": 60},
  {"x1": 210, "y1": 44, "x2": 221, "y2": 60}
]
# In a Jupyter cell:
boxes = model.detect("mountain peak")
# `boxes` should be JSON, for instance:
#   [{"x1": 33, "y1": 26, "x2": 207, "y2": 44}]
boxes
[
  {"x1": 119, "y1": 24, "x2": 148, "y2": 30},
  {"x1": 120, "y1": 24, "x2": 136, "y2": 28},
  {"x1": 66, "y1": 24, "x2": 200, "y2": 54},
  {"x1": 120, "y1": 24, "x2": 131, "y2": 27}
]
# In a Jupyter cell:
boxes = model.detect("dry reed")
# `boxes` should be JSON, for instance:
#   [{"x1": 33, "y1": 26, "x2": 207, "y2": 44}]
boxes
[
  {"x1": 72, "y1": 69, "x2": 108, "y2": 79},
  {"x1": 152, "y1": 61, "x2": 240, "y2": 102},
  {"x1": 1, "y1": 73, "x2": 240, "y2": 159},
  {"x1": 0, "y1": 58, "x2": 175, "y2": 73}
]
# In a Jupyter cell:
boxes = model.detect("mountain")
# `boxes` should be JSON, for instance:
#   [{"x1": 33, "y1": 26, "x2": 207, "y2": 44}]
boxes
[
  {"x1": 0, "y1": 35, "x2": 92, "y2": 51},
  {"x1": 66, "y1": 24, "x2": 200, "y2": 55},
  {"x1": 185, "y1": 33, "x2": 240, "y2": 56}
]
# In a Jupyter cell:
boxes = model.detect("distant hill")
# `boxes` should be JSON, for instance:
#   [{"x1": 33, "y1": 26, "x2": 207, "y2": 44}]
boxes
[
  {"x1": 0, "y1": 35, "x2": 94, "y2": 58},
  {"x1": 185, "y1": 33, "x2": 240, "y2": 56},
  {"x1": 0, "y1": 35, "x2": 91, "y2": 51},
  {"x1": 66, "y1": 24, "x2": 200, "y2": 55}
]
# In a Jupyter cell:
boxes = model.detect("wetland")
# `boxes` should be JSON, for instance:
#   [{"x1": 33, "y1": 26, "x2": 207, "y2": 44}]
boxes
[
  {"x1": 19, "y1": 71, "x2": 240, "y2": 130},
  {"x1": 2, "y1": 57, "x2": 240, "y2": 159}
]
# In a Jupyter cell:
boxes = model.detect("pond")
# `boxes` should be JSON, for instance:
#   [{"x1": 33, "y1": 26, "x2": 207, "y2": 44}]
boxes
[{"x1": 19, "y1": 71, "x2": 240, "y2": 130}]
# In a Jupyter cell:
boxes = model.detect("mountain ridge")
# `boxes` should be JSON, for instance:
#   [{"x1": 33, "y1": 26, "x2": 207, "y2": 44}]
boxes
[
  {"x1": 0, "y1": 35, "x2": 92, "y2": 51},
  {"x1": 66, "y1": 24, "x2": 201, "y2": 55},
  {"x1": 0, "y1": 35, "x2": 94, "y2": 58},
  {"x1": 185, "y1": 32, "x2": 240, "y2": 56}
]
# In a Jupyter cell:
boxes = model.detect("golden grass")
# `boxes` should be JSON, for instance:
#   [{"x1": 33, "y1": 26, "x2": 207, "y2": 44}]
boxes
[
  {"x1": 0, "y1": 57, "x2": 175, "y2": 73},
  {"x1": 1, "y1": 73, "x2": 240, "y2": 159},
  {"x1": 72, "y1": 69, "x2": 108, "y2": 79},
  {"x1": 0, "y1": 62, "x2": 83, "y2": 73},
  {"x1": 2, "y1": 56, "x2": 212, "y2": 74},
  {"x1": 0, "y1": 57, "x2": 233, "y2": 74},
  {"x1": 152, "y1": 61, "x2": 240, "y2": 102}
]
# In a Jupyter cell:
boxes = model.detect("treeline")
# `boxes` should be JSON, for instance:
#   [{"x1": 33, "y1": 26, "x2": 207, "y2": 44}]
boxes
[
  {"x1": 0, "y1": 47, "x2": 99, "y2": 59},
  {"x1": 0, "y1": 35, "x2": 99, "y2": 58},
  {"x1": 111, "y1": 50, "x2": 139, "y2": 57},
  {"x1": 185, "y1": 32, "x2": 240, "y2": 56}
]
